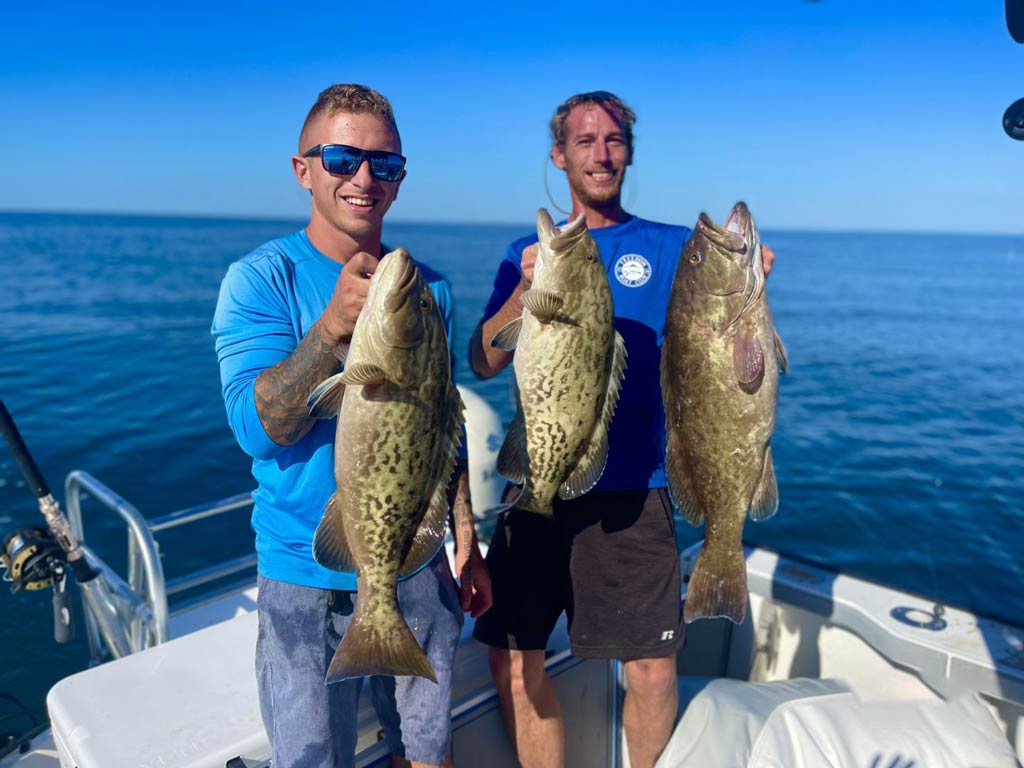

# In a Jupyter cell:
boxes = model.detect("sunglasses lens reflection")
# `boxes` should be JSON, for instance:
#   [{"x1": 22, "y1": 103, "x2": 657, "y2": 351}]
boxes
[{"x1": 321, "y1": 146, "x2": 404, "y2": 181}]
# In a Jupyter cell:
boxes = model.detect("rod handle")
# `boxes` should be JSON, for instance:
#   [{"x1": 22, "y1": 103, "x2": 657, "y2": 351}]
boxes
[
  {"x1": 52, "y1": 564, "x2": 74, "y2": 644},
  {"x1": 0, "y1": 400, "x2": 50, "y2": 498}
]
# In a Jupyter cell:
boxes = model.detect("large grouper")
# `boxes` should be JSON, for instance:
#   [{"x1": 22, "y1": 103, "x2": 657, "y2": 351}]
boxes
[
  {"x1": 661, "y1": 202, "x2": 787, "y2": 624},
  {"x1": 491, "y1": 209, "x2": 627, "y2": 515},
  {"x1": 307, "y1": 248, "x2": 464, "y2": 683}
]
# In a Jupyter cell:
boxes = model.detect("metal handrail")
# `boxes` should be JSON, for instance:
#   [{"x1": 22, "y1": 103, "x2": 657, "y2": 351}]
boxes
[
  {"x1": 166, "y1": 553, "x2": 258, "y2": 596},
  {"x1": 149, "y1": 492, "x2": 256, "y2": 596},
  {"x1": 149, "y1": 492, "x2": 254, "y2": 533},
  {"x1": 65, "y1": 471, "x2": 169, "y2": 660},
  {"x1": 62, "y1": 473, "x2": 256, "y2": 663}
]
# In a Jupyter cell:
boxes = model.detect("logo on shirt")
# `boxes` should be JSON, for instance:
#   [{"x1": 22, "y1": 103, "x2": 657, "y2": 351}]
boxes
[{"x1": 614, "y1": 254, "x2": 652, "y2": 287}]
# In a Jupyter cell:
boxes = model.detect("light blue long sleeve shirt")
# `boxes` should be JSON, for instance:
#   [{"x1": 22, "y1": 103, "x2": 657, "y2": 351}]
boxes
[{"x1": 212, "y1": 230, "x2": 455, "y2": 590}]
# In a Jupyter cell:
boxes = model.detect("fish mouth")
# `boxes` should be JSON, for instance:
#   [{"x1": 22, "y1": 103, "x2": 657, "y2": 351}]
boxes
[
  {"x1": 698, "y1": 202, "x2": 760, "y2": 270},
  {"x1": 381, "y1": 249, "x2": 418, "y2": 314},
  {"x1": 697, "y1": 211, "x2": 748, "y2": 256},
  {"x1": 715, "y1": 202, "x2": 765, "y2": 327},
  {"x1": 725, "y1": 202, "x2": 751, "y2": 238},
  {"x1": 537, "y1": 208, "x2": 557, "y2": 249},
  {"x1": 537, "y1": 208, "x2": 587, "y2": 252},
  {"x1": 372, "y1": 248, "x2": 425, "y2": 350}
]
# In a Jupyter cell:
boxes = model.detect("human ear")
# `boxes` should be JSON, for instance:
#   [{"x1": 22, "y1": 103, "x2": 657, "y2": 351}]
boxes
[
  {"x1": 551, "y1": 144, "x2": 567, "y2": 171},
  {"x1": 292, "y1": 156, "x2": 313, "y2": 191}
]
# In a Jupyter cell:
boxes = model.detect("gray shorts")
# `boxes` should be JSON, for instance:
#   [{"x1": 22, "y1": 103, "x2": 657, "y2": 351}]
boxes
[{"x1": 255, "y1": 552, "x2": 463, "y2": 767}]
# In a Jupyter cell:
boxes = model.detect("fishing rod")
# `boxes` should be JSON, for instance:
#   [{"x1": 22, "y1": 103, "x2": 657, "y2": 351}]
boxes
[{"x1": 0, "y1": 400, "x2": 131, "y2": 656}]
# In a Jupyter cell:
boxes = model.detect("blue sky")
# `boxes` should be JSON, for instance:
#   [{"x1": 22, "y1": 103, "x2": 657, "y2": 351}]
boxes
[{"x1": 1, "y1": 1, "x2": 1020, "y2": 233}]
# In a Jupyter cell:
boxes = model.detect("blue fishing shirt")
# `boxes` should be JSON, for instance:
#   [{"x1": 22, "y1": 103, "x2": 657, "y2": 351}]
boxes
[
  {"x1": 212, "y1": 230, "x2": 455, "y2": 590},
  {"x1": 477, "y1": 215, "x2": 692, "y2": 492}
]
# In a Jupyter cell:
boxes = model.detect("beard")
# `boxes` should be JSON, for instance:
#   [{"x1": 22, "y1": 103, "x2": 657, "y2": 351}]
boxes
[{"x1": 566, "y1": 165, "x2": 626, "y2": 210}]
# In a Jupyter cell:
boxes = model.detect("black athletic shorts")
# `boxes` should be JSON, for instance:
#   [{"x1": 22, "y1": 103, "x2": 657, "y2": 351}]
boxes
[{"x1": 472, "y1": 487, "x2": 683, "y2": 660}]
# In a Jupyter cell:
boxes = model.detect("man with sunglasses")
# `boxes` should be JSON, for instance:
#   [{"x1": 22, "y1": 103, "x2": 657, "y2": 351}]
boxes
[
  {"x1": 213, "y1": 83, "x2": 490, "y2": 768},
  {"x1": 469, "y1": 91, "x2": 774, "y2": 768}
]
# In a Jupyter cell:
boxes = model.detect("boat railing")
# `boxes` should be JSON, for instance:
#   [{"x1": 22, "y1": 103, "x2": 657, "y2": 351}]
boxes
[{"x1": 63, "y1": 470, "x2": 255, "y2": 666}]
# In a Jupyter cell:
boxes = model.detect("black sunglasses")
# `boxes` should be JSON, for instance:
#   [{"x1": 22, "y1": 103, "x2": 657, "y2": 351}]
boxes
[{"x1": 302, "y1": 144, "x2": 406, "y2": 182}]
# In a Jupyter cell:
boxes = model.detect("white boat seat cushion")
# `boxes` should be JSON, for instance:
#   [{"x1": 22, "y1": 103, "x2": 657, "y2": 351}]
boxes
[
  {"x1": 656, "y1": 677, "x2": 1017, "y2": 768},
  {"x1": 749, "y1": 690, "x2": 1018, "y2": 768},
  {"x1": 656, "y1": 677, "x2": 852, "y2": 767}
]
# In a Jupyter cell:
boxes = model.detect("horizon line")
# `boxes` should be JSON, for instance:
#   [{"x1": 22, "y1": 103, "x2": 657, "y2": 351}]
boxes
[{"x1": 1, "y1": 208, "x2": 1022, "y2": 240}]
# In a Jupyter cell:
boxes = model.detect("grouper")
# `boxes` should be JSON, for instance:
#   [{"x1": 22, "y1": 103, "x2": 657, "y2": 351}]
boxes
[
  {"x1": 661, "y1": 202, "x2": 787, "y2": 624},
  {"x1": 491, "y1": 209, "x2": 627, "y2": 515},
  {"x1": 307, "y1": 248, "x2": 464, "y2": 682}
]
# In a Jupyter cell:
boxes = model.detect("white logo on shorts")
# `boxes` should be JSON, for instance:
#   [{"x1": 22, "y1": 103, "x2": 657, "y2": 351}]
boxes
[
  {"x1": 614, "y1": 254, "x2": 652, "y2": 287},
  {"x1": 661, "y1": 630, "x2": 675, "y2": 641}
]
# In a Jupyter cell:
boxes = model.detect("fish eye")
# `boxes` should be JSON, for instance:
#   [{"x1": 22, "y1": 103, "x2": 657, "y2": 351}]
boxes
[
  {"x1": 688, "y1": 252, "x2": 702, "y2": 265},
  {"x1": 419, "y1": 297, "x2": 431, "y2": 311},
  {"x1": 586, "y1": 252, "x2": 595, "y2": 262}
]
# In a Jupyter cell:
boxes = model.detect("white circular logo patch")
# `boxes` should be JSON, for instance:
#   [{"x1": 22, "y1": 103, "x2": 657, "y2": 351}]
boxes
[{"x1": 614, "y1": 254, "x2": 652, "y2": 287}]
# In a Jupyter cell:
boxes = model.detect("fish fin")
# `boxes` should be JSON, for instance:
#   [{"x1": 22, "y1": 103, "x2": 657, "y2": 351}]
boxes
[
  {"x1": 448, "y1": 384, "x2": 467, "y2": 437},
  {"x1": 666, "y1": 446, "x2": 705, "y2": 527},
  {"x1": 733, "y1": 332, "x2": 765, "y2": 394},
  {"x1": 399, "y1": 480, "x2": 450, "y2": 578},
  {"x1": 749, "y1": 446, "x2": 779, "y2": 521},
  {"x1": 558, "y1": 331, "x2": 627, "y2": 500},
  {"x1": 338, "y1": 363, "x2": 391, "y2": 387},
  {"x1": 491, "y1": 317, "x2": 523, "y2": 351},
  {"x1": 312, "y1": 494, "x2": 356, "y2": 572},
  {"x1": 511, "y1": 486, "x2": 553, "y2": 516},
  {"x1": 399, "y1": 386, "x2": 464, "y2": 579},
  {"x1": 497, "y1": 409, "x2": 528, "y2": 485},
  {"x1": 399, "y1": 428, "x2": 460, "y2": 577},
  {"x1": 307, "y1": 373, "x2": 347, "y2": 419},
  {"x1": 521, "y1": 289, "x2": 563, "y2": 324},
  {"x1": 684, "y1": 546, "x2": 748, "y2": 624},
  {"x1": 559, "y1": 433, "x2": 608, "y2": 500},
  {"x1": 773, "y1": 327, "x2": 788, "y2": 374},
  {"x1": 327, "y1": 594, "x2": 437, "y2": 683}
]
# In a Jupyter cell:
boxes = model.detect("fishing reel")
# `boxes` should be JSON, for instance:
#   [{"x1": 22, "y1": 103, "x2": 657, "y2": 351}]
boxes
[
  {"x1": 0, "y1": 401, "x2": 80, "y2": 646},
  {"x1": 1, "y1": 526, "x2": 68, "y2": 593},
  {"x1": 2, "y1": 525, "x2": 75, "y2": 644}
]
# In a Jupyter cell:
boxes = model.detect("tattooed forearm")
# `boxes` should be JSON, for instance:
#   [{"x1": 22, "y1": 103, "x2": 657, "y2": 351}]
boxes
[
  {"x1": 449, "y1": 460, "x2": 476, "y2": 555},
  {"x1": 254, "y1": 319, "x2": 349, "y2": 446},
  {"x1": 470, "y1": 281, "x2": 527, "y2": 378}
]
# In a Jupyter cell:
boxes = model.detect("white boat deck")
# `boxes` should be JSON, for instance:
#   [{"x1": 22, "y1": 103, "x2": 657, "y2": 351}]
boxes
[{"x1": 6, "y1": 544, "x2": 1023, "y2": 767}]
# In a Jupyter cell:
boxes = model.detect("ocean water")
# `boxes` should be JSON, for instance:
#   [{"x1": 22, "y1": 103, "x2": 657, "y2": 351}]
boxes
[{"x1": 0, "y1": 213, "x2": 1021, "y2": 734}]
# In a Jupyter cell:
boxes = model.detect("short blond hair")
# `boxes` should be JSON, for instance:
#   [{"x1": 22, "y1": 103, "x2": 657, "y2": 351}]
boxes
[
  {"x1": 298, "y1": 84, "x2": 401, "y2": 153},
  {"x1": 549, "y1": 91, "x2": 636, "y2": 157}
]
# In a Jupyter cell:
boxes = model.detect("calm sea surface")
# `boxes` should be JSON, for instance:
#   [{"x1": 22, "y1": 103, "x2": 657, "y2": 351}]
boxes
[{"x1": 0, "y1": 212, "x2": 1021, "y2": 731}]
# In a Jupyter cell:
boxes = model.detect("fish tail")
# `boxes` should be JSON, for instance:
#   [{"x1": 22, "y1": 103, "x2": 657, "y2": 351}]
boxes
[
  {"x1": 326, "y1": 595, "x2": 437, "y2": 684},
  {"x1": 684, "y1": 546, "x2": 748, "y2": 625}
]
